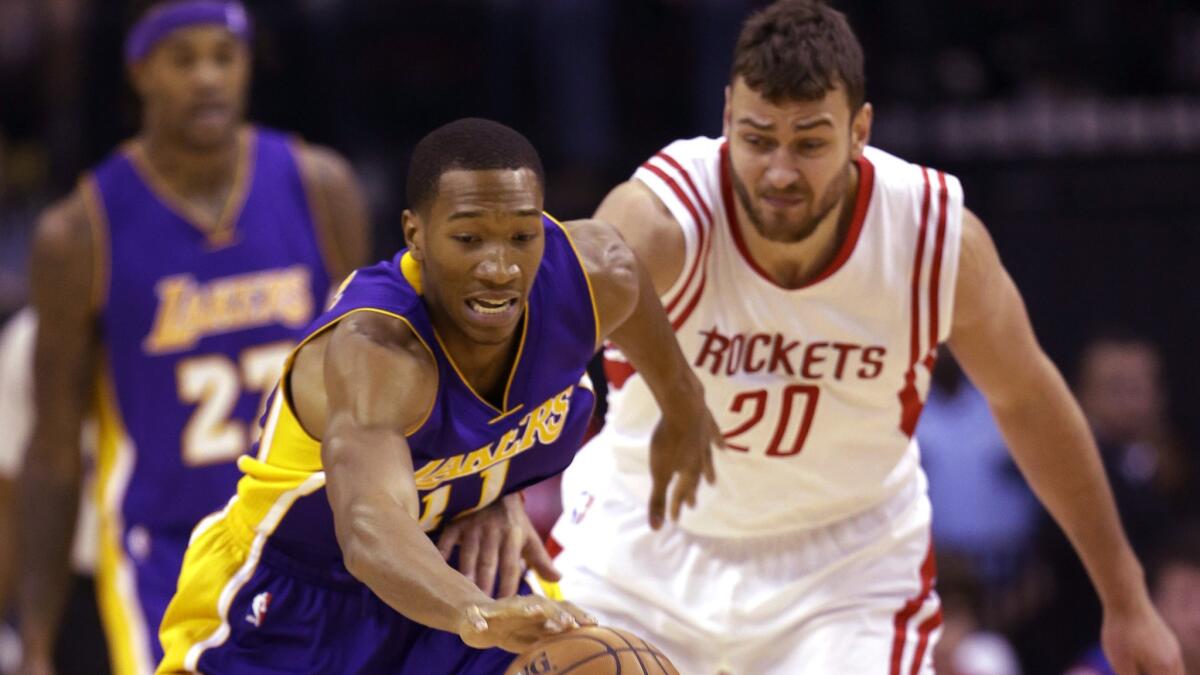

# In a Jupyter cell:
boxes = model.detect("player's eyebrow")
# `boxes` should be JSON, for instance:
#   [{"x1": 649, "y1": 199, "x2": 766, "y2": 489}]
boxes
[
  {"x1": 793, "y1": 117, "x2": 834, "y2": 131},
  {"x1": 736, "y1": 117, "x2": 775, "y2": 130},
  {"x1": 447, "y1": 207, "x2": 541, "y2": 221}
]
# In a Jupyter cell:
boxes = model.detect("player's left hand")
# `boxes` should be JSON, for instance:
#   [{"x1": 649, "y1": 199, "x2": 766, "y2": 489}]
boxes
[
  {"x1": 437, "y1": 492, "x2": 559, "y2": 598},
  {"x1": 648, "y1": 376, "x2": 722, "y2": 530},
  {"x1": 1101, "y1": 595, "x2": 1184, "y2": 675}
]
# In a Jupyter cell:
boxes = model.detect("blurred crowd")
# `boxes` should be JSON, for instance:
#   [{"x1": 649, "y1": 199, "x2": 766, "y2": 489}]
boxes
[{"x1": 0, "y1": 1, "x2": 1197, "y2": 674}]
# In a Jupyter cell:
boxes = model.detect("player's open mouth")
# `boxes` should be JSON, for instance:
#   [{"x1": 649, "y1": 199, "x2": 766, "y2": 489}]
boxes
[
  {"x1": 463, "y1": 294, "x2": 522, "y2": 327},
  {"x1": 466, "y1": 297, "x2": 518, "y2": 315}
]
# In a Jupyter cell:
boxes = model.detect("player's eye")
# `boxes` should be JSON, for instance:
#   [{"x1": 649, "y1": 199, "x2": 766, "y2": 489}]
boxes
[
  {"x1": 743, "y1": 135, "x2": 774, "y2": 151},
  {"x1": 512, "y1": 232, "x2": 538, "y2": 243},
  {"x1": 451, "y1": 233, "x2": 481, "y2": 244}
]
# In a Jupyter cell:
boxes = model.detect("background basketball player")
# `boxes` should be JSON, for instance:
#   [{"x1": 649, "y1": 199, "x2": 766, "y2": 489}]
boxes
[
  {"x1": 16, "y1": 2, "x2": 368, "y2": 673},
  {"x1": 540, "y1": 2, "x2": 1182, "y2": 674}
]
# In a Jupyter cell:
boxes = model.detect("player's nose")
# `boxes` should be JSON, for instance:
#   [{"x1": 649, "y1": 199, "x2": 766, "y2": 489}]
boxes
[
  {"x1": 763, "y1": 152, "x2": 801, "y2": 190},
  {"x1": 474, "y1": 246, "x2": 520, "y2": 285}
]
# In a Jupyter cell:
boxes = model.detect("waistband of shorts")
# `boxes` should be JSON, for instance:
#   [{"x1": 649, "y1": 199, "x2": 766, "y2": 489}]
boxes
[
  {"x1": 258, "y1": 540, "x2": 366, "y2": 591},
  {"x1": 679, "y1": 474, "x2": 927, "y2": 556}
]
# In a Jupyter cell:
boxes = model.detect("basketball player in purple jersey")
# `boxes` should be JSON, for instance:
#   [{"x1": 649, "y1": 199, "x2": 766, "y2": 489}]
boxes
[
  {"x1": 17, "y1": 2, "x2": 369, "y2": 673},
  {"x1": 156, "y1": 118, "x2": 719, "y2": 673}
]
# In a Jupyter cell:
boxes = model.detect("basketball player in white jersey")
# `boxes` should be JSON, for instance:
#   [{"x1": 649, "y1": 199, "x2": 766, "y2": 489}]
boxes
[{"x1": 545, "y1": 1, "x2": 1184, "y2": 673}]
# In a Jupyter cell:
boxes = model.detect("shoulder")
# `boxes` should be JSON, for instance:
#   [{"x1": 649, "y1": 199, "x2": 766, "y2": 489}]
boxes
[
  {"x1": 561, "y1": 218, "x2": 638, "y2": 288},
  {"x1": 560, "y1": 218, "x2": 639, "y2": 338},
  {"x1": 322, "y1": 309, "x2": 438, "y2": 418},
  {"x1": 33, "y1": 190, "x2": 93, "y2": 270},
  {"x1": 864, "y1": 146, "x2": 964, "y2": 205},
  {"x1": 294, "y1": 141, "x2": 360, "y2": 195}
]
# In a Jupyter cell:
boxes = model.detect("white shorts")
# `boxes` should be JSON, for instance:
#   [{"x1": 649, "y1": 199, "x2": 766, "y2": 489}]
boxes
[{"x1": 548, "y1": 473, "x2": 941, "y2": 675}]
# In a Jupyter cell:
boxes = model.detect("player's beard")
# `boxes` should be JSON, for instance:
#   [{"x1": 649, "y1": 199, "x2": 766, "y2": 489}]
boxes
[{"x1": 731, "y1": 164, "x2": 850, "y2": 244}]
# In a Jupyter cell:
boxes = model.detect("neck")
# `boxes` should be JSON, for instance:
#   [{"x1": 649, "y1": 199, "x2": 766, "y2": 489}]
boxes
[
  {"x1": 140, "y1": 124, "x2": 244, "y2": 194},
  {"x1": 427, "y1": 303, "x2": 523, "y2": 407},
  {"x1": 735, "y1": 160, "x2": 860, "y2": 289}
]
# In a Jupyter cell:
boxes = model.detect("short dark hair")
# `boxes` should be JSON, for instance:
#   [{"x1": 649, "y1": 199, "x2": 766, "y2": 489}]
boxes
[
  {"x1": 406, "y1": 118, "x2": 545, "y2": 214},
  {"x1": 732, "y1": 0, "x2": 865, "y2": 111}
]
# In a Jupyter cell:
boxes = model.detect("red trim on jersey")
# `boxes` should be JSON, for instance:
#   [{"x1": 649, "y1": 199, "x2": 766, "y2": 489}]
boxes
[
  {"x1": 545, "y1": 534, "x2": 563, "y2": 560},
  {"x1": 603, "y1": 354, "x2": 636, "y2": 390},
  {"x1": 640, "y1": 161, "x2": 709, "y2": 320},
  {"x1": 889, "y1": 542, "x2": 938, "y2": 675},
  {"x1": 670, "y1": 211, "x2": 714, "y2": 330},
  {"x1": 655, "y1": 152, "x2": 713, "y2": 224},
  {"x1": 897, "y1": 168, "x2": 934, "y2": 436},
  {"x1": 924, "y1": 171, "x2": 950, "y2": 369},
  {"x1": 719, "y1": 142, "x2": 875, "y2": 290},
  {"x1": 908, "y1": 607, "x2": 944, "y2": 675}
]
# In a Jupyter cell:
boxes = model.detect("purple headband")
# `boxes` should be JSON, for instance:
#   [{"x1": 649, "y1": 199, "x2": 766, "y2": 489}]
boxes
[{"x1": 124, "y1": 0, "x2": 252, "y2": 65}]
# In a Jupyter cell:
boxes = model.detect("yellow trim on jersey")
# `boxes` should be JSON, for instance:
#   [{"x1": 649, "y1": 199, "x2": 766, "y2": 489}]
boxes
[
  {"x1": 158, "y1": 472, "x2": 328, "y2": 674},
  {"x1": 526, "y1": 571, "x2": 565, "y2": 601},
  {"x1": 125, "y1": 127, "x2": 256, "y2": 249},
  {"x1": 545, "y1": 213, "x2": 602, "y2": 350},
  {"x1": 430, "y1": 307, "x2": 529, "y2": 418},
  {"x1": 79, "y1": 176, "x2": 111, "y2": 312},
  {"x1": 278, "y1": 307, "x2": 439, "y2": 444},
  {"x1": 400, "y1": 251, "x2": 423, "y2": 294},
  {"x1": 93, "y1": 361, "x2": 155, "y2": 675}
]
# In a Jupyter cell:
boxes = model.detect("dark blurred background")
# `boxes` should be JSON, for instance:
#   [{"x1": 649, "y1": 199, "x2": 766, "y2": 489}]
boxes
[{"x1": 0, "y1": 1, "x2": 1197, "y2": 673}]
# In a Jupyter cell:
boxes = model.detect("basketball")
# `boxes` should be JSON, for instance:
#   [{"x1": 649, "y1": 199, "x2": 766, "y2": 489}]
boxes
[{"x1": 504, "y1": 625, "x2": 679, "y2": 675}]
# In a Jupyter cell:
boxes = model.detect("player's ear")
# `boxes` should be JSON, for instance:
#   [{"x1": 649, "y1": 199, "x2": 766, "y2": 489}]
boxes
[
  {"x1": 128, "y1": 61, "x2": 151, "y2": 98},
  {"x1": 402, "y1": 209, "x2": 425, "y2": 262},
  {"x1": 850, "y1": 102, "x2": 873, "y2": 159}
]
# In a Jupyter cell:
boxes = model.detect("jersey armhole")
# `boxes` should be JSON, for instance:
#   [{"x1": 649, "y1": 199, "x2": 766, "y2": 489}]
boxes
[
  {"x1": 631, "y1": 169, "x2": 702, "y2": 311},
  {"x1": 287, "y1": 136, "x2": 345, "y2": 284},
  {"x1": 544, "y1": 213, "x2": 602, "y2": 351},
  {"x1": 936, "y1": 175, "x2": 966, "y2": 345},
  {"x1": 282, "y1": 307, "x2": 440, "y2": 442}
]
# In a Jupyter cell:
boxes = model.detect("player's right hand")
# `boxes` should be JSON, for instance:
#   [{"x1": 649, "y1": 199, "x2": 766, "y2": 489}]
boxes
[
  {"x1": 456, "y1": 596, "x2": 596, "y2": 653},
  {"x1": 648, "y1": 376, "x2": 722, "y2": 530}
]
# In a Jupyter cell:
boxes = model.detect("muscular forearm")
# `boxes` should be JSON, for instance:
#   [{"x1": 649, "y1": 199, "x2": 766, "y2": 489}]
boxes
[
  {"x1": 990, "y1": 356, "x2": 1144, "y2": 608},
  {"x1": 608, "y1": 261, "x2": 704, "y2": 408},
  {"x1": 17, "y1": 452, "x2": 81, "y2": 655},
  {"x1": 340, "y1": 501, "x2": 491, "y2": 633}
]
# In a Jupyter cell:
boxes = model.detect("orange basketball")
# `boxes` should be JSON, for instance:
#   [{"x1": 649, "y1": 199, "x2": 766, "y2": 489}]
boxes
[{"x1": 504, "y1": 625, "x2": 679, "y2": 675}]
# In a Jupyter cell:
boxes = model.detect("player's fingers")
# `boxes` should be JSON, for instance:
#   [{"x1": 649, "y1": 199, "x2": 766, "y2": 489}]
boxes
[
  {"x1": 458, "y1": 525, "x2": 481, "y2": 585},
  {"x1": 496, "y1": 531, "x2": 526, "y2": 598},
  {"x1": 670, "y1": 471, "x2": 700, "y2": 522},
  {"x1": 559, "y1": 601, "x2": 598, "y2": 626},
  {"x1": 523, "y1": 535, "x2": 561, "y2": 583},
  {"x1": 477, "y1": 524, "x2": 502, "y2": 598},
  {"x1": 647, "y1": 474, "x2": 669, "y2": 530},
  {"x1": 702, "y1": 440, "x2": 717, "y2": 485},
  {"x1": 436, "y1": 525, "x2": 460, "y2": 561}
]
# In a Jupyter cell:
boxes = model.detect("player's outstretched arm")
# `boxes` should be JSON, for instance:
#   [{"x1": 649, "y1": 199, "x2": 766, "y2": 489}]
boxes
[
  {"x1": 947, "y1": 209, "x2": 1183, "y2": 675},
  {"x1": 564, "y1": 217, "x2": 721, "y2": 530},
  {"x1": 318, "y1": 312, "x2": 588, "y2": 652},
  {"x1": 17, "y1": 193, "x2": 96, "y2": 675}
]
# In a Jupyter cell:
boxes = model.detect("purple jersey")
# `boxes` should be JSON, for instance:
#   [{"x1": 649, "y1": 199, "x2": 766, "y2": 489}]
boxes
[
  {"x1": 159, "y1": 214, "x2": 598, "y2": 674},
  {"x1": 90, "y1": 127, "x2": 331, "y2": 534},
  {"x1": 263, "y1": 213, "x2": 598, "y2": 563},
  {"x1": 85, "y1": 127, "x2": 331, "y2": 671}
]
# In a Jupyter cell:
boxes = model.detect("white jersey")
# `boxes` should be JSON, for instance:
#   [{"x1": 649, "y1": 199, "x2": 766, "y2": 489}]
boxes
[{"x1": 577, "y1": 137, "x2": 963, "y2": 538}]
